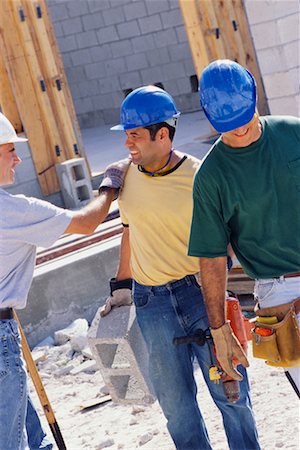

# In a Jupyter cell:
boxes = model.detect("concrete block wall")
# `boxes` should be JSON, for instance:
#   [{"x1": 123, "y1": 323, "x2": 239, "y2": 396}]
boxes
[
  {"x1": 244, "y1": 0, "x2": 300, "y2": 116},
  {"x1": 46, "y1": 0, "x2": 200, "y2": 128}
]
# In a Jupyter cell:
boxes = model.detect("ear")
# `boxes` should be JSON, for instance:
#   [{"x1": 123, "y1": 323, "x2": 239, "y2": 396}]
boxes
[{"x1": 159, "y1": 127, "x2": 169, "y2": 140}]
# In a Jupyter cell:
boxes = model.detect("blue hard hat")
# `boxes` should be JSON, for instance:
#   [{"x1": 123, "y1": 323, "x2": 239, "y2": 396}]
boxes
[
  {"x1": 111, "y1": 85, "x2": 180, "y2": 131},
  {"x1": 199, "y1": 59, "x2": 257, "y2": 133}
]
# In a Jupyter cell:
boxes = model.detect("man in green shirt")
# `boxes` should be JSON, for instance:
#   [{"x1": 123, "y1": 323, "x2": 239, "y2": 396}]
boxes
[{"x1": 188, "y1": 59, "x2": 300, "y2": 396}]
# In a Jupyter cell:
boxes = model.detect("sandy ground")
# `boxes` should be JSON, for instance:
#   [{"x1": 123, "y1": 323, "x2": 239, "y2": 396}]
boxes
[{"x1": 28, "y1": 326, "x2": 299, "y2": 450}]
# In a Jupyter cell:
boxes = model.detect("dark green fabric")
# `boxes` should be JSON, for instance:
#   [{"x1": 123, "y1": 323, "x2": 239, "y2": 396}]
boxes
[{"x1": 188, "y1": 116, "x2": 300, "y2": 279}]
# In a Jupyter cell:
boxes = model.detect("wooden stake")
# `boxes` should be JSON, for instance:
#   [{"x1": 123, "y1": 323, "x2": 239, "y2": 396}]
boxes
[{"x1": 13, "y1": 311, "x2": 67, "y2": 450}]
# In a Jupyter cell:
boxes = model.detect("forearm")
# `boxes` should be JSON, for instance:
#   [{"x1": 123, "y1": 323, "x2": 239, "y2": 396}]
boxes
[
  {"x1": 199, "y1": 256, "x2": 227, "y2": 328},
  {"x1": 116, "y1": 227, "x2": 132, "y2": 280},
  {"x1": 64, "y1": 189, "x2": 116, "y2": 235}
]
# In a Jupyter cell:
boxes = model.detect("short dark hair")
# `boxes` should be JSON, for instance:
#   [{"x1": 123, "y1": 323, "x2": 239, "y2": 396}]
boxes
[{"x1": 144, "y1": 122, "x2": 176, "y2": 142}]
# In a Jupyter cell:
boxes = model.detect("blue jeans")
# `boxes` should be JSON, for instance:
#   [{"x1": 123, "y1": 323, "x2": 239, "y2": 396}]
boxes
[
  {"x1": 0, "y1": 319, "x2": 52, "y2": 450},
  {"x1": 133, "y1": 275, "x2": 260, "y2": 450}
]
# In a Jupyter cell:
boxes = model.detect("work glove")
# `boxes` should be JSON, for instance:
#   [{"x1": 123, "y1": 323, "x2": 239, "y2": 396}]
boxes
[
  {"x1": 210, "y1": 321, "x2": 249, "y2": 381},
  {"x1": 100, "y1": 277, "x2": 133, "y2": 317},
  {"x1": 98, "y1": 157, "x2": 131, "y2": 199}
]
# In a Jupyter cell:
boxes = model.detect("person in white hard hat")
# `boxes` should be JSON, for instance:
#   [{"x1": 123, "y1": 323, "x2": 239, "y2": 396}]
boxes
[{"x1": 0, "y1": 112, "x2": 130, "y2": 450}]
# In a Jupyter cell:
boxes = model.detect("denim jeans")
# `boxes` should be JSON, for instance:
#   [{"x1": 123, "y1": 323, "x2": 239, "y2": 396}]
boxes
[
  {"x1": 133, "y1": 275, "x2": 260, "y2": 450},
  {"x1": 254, "y1": 276, "x2": 300, "y2": 395},
  {"x1": 0, "y1": 319, "x2": 53, "y2": 450}
]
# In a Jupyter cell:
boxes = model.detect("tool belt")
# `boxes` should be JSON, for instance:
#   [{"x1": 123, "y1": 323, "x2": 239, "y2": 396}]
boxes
[{"x1": 251, "y1": 297, "x2": 300, "y2": 368}]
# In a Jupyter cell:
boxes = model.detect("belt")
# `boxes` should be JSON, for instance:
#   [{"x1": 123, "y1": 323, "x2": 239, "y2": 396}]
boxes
[
  {"x1": 0, "y1": 308, "x2": 14, "y2": 320},
  {"x1": 283, "y1": 272, "x2": 300, "y2": 279}
]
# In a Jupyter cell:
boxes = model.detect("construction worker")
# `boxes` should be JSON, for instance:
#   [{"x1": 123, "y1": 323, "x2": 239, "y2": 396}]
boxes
[
  {"x1": 0, "y1": 111, "x2": 130, "y2": 450},
  {"x1": 188, "y1": 59, "x2": 300, "y2": 396},
  {"x1": 102, "y1": 85, "x2": 260, "y2": 450}
]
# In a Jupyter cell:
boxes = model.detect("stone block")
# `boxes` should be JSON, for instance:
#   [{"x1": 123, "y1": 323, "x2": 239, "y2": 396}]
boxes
[
  {"x1": 88, "y1": 305, "x2": 155, "y2": 404},
  {"x1": 161, "y1": 7, "x2": 184, "y2": 29},
  {"x1": 88, "y1": 0, "x2": 110, "y2": 13},
  {"x1": 145, "y1": 0, "x2": 169, "y2": 15},
  {"x1": 274, "y1": 1, "x2": 300, "y2": 18},
  {"x1": 102, "y1": 5, "x2": 125, "y2": 26},
  {"x1": 74, "y1": 97, "x2": 94, "y2": 115},
  {"x1": 176, "y1": 25, "x2": 188, "y2": 43},
  {"x1": 264, "y1": 71, "x2": 299, "y2": 98},
  {"x1": 66, "y1": 66, "x2": 86, "y2": 84},
  {"x1": 82, "y1": 12, "x2": 105, "y2": 31},
  {"x1": 66, "y1": 0, "x2": 89, "y2": 18},
  {"x1": 153, "y1": 28, "x2": 177, "y2": 48},
  {"x1": 70, "y1": 49, "x2": 92, "y2": 67},
  {"x1": 59, "y1": 35, "x2": 78, "y2": 53},
  {"x1": 47, "y1": 3, "x2": 69, "y2": 22},
  {"x1": 162, "y1": 61, "x2": 186, "y2": 81},
  {"x1": 76, "y1": 30, "x2": 98, "y2": 49},
  {"x1": 98, "y1": 76, "x2": 121, "y2": 94},
  {"x1": 244, "y1": 0, "x2": 277, "y2": 24},
  {"x1": 131, "y1": 34, "x2": 156, "y2": 53},
  {"x1": 90, "y1": 44, "x2": 113, "y2": 62},
  {"x1": 104, "y1": 57, "x2": 127, "y2": 76},
  {"x1": 257, "y1": 46, "x2": 287, "y2": 75},
  {"x1": 251, "y1": 21, "x2": 281, "y2": 50},
  {"x1": 110, "y1": 39, "x2": 133, "y2": 58},
  {"x1": 146, "y1": 47, "x2": 170, "y2": 66},
  {"x1": 97, "y1": 25, "x2": 119, "y2": 44},
  {"x1": 119, "y1": 71, "x2": 142, "y2": 90},
  {"x1": 61, "y1": 17, "x2": 83, "y2": 36},
  {"x1": 268, "y1": 95, "x2": 299, "y2": 116},
  {"x1": 283, "y1": 41, "x2": 300, "y2": 69},
  {"x1": 56, "y1": 158, "x2": 93, "y2": 208},
  {"x1": 77, "y1": 79, "x2": 100, "y2": 97},
  {"x1": 124, "y1": 1, "x2": 147, "y2": 20},
  {"x1": 138, "y1": 14, "x2": 162, "y2": 34},
  {"x1": 169, "y1": 42, "x2": 191, "y2": 62},
  {"x1": 140, "y1": 66, "x2": 163, "y2": 85},
  {"x1": 125, "y1": 53, "x2": 148, "y2": 71},
  {"x1": 85, "y1": 62, "x2": 107, "y2": 80},
  {"x1": 117, "y1": 20, "x2": 141, "y2": 39},
  {"x1": 278, "y1": 13, "x2": 299, "y2": 44}
]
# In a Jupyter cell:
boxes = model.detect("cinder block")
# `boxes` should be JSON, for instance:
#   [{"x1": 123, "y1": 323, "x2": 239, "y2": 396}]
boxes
[
  {"x1": 283, "y1": 41, "x2": 300, "y2": 69},
  {"x1": 117, "y1": 20, "x2": 141, "y2": 39},
  {"x1": 85, "y1": 62, "x2": 107, "y2": 80},
  {"x1": 268, "y1": 95, "x2": 299, "y2": 116},
  {"x1": 110, "y1": 39, "x2": 133, "y2": 58},
  {"x1": 153, "y1": 28, "x2": 178, "y2": 48},
  {"x1": 176, "y1": 25, "x2": 188, "y2": 43},
  {"x1": 66, "y1": 0, "x2": 89, "y2": 18},
  {"x1": 250, "y1": 21, "x2": 281, "y2": 50},
  {"x1": 102, "y1": 6, "x2": 125, "y2": 26},
  {"x1": 146, "y1": 47, "x2": 170, "y2": 66},
  {"x1": 82, "y1": 12, "x2": 104, "y2": 31},
  {"x1": 70, "y1": 49, "x2": 92, "y2": 67},
  {"x1": 125, "y1": 53, "x2": 148, "y2": 72},
  {"x1": 141, "y1": 66, "x2": 163, "y2": 85},
  {"x1": 162, "y1": 61, "x2": 186, "y2": 81},
  {"x1": 169, "y1": 42, "x2": 191, "y2": 62},
  {"x1": 56, "y1": 158, "x2": 93, "y2": 209},
  {"x1": 76, "y1": 30, "x2": 98, "y2": 49},
  {"x1": 138, "y1": 14, "x2": 163, "y2": 34},
  {"x1": 88, "y1": 305, "x2": 155, "y2": 405},
  {"x1": 61, "y1": 17, "x2": 83, "y2": 36},
  {"x1": 257, "y1": 47, "x2": 286, "y2": 75},
  {"x1": 264, "y1": 71, "x2": 299, "y2": 98},
  {"x1": 104, "y1": 57, "x2": 127, "y2": 76},
  {"x1": 88, "y1": 0, "x2": 110, "y2": 13},
  {"x1": 161, "y1": 8, "x2": 184, "y2": 29},
  {"x1": 96, "y1": 25, "x2": 119, "y2": 44},
  {"x1": 131, "y1": 35, "x2": 156, "y2": 53},
  {"x1": 59, "y1": 35, "x2": 78, "y2": 53},
  {"x1": 145, "y1": 0, "x2": 169, "y2": 15},
  {"x1": 244, "y1": 0, "x2": 276, "y2": 25},
  {"x1": 119, "y1": 71, "x2": 142, "y2": 90},
  {"x1": 124, "y1": 1, "x2": 147, "y2": 21},
  {"x1": 278, "y1": 13, "x2": 299, "y2": 44},
  {"x1": 90, "y1": 44, "x2": 113, "y2": 62}
]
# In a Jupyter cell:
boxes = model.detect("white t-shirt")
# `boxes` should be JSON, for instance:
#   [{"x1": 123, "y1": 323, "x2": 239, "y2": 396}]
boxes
[{"x1": 0, "y1": 189, "x2": 73, "y2": 309}]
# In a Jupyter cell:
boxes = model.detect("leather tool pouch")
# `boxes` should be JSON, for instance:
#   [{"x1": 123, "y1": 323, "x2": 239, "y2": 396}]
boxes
[{"x1": 252, "y1": 297, "x2": 300, "y2": 368}]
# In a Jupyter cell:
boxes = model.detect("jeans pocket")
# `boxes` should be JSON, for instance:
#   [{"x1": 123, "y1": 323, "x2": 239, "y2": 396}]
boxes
[
  {"x1": 254, "y1": 280, "x2": 277, "y2": 302},
  {"x1": 0, "y1": 337, "x2": 11, "y2": 381},
  {"x1": 133, "y1": 292, "x2": 153, "y2": 308}
]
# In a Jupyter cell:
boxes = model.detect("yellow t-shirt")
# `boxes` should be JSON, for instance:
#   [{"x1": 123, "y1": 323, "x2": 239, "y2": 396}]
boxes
[{"x1": 118, "y1": 153, "x2": 200, "y2": 285}]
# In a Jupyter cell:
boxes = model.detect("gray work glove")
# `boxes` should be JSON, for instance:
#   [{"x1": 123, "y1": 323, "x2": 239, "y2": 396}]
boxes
[
  {"x1": 98, "y1": 157, "x2": 131, "y2": 199},
  {"x1": 100, "y1": 278, "x2": 133, "y2": 317},
  {"x1": 210, "y1": 321, "x2": 249, "y2": 381}
]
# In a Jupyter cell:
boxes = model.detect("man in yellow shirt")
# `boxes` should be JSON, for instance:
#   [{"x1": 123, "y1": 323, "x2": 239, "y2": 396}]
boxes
[{"x1": 102, "y1": 86, "x2": 260, "y2": 450}]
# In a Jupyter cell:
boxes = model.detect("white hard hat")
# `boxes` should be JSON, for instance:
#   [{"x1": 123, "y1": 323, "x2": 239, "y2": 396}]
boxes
[{"x1": 0, "y1": 112, "x2": 28, "y2": 145}]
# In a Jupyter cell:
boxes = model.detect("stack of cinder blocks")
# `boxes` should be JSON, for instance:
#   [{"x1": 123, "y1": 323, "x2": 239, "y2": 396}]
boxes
[
  {"x1": 88, "y1": 305, "x2": 155, "y2": 405},
  {"x1": 56, "y1": 157, "x2": 93, "y2": 208}
]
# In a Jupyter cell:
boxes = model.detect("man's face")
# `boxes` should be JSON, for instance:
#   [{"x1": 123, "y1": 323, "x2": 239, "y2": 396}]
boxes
[
  {"x1": 0, "y1": 143, "x2": 21, "y2": 186},
  {"x1": 124, "y1": 127, "x2": 163, "y2": 168},
  {"x1": 221, "y1": 114, "x2": 261, "y2": 148}
]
